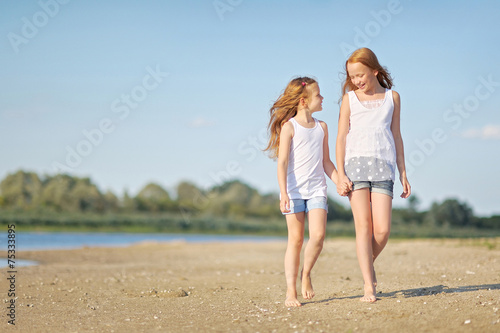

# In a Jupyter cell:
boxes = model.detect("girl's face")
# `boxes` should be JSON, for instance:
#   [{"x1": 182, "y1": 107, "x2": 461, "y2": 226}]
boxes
[
  {"x1": 305, "y1": 83, "x2": 323, "y2": 112},
  {"x1": 347, "y1": 62, "x2": 379, "y2": 93}
]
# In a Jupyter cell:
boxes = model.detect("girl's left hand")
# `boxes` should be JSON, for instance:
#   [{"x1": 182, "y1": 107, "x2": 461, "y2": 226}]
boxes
[
  {"x1": 338, "y1": 182, "x2": 352, "y2": 197},
  {"x1": 337, "y1": 175, "x2": 352, "y2": 197},
  {"x1": 400, "y1": 176, "x2": 411, "y2": 199},
  {"x1": 280, "y1": 194, "x2": 291, "y2": 213}
]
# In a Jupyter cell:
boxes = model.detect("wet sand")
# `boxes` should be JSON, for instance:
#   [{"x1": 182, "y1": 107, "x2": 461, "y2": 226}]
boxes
[{"x1": 1, "y1": 238, "x2": 499, "y2": 332}]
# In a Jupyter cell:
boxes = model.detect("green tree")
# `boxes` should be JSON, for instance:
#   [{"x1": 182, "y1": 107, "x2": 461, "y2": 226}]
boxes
[
  {"x1": 211, "y1": 180, "x2": 256, "y2": 205},
  {"x1": 121, "y1": 190, "x2": 136, "y2": 212},
  {"x1": 40, "y1": 175, "x2": 105, "y2": 212},
  {"x1": 476, "y1": 215, "x2": 500, "y2": 229},
  {"x1": 135, "y1": 183, "x2": 172, "y2": 212},
  {"x1": 205, "y1": 180, "x2": 258, "y2": 217},
  {"x1": 408, "y1": 195, "x2": 420, "y2": 213},
  {"x1": 177, "y1": 181, "x2": 206, "y2": 212},
  {"x1": 0, "y1": 170, "x2": 42, "y2": 209},
  {"x1": 103, "y1": 190, "x2": 119, "y2": 212},
  {"x1": 69, "y1": 178, "x2": 105, "y2": 212},
  {"x1": 326, "y1": 197, "x2": 352, "y2": 222},
  {"x1": 424, "y1": 198, "x2": 475, "y2": 227},
  {"x1": 39, "y1": 174, "x2": 74, "y2": 211}
]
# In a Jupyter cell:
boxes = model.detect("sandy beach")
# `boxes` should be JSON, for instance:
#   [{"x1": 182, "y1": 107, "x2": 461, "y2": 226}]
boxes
[{"x1": 2, "y1": 237, "x2": 499, "y2": 332}]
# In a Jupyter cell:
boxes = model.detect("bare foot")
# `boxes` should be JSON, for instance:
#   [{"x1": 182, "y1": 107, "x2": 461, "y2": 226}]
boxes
[
  {"x1": 285, "y1": 289, "x2": 302, "y2": 307},
  {"x1": 372, "y1": 268, "x2": 378, "y2": 287},
  {"x1": 301, "y1": 270, "x2": 315, "y2": 300},
  {"x1": 360, "y1": 283, "x2": 377, "y2": 303}
]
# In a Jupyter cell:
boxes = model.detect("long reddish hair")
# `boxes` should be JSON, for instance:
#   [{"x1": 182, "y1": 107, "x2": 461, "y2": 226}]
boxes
[
  {"x1": 341, "y1": 48, "x2": 393, "y2": 96},
  {"x1": 264, "y1": 76, "x2": 317, "y2": 159}
]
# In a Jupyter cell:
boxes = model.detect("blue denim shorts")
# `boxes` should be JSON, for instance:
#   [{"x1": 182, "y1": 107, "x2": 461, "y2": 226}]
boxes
[
  {"x1": 352, "y1": 180, "x2": 394, "y2": 198},
  {"x1": 283, "y1": 196, "x2": 328, "y2": 215}
]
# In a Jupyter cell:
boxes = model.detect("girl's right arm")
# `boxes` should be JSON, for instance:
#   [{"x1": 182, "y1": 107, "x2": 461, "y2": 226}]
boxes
[
  {"x1": 277, "y1": 121, "x2": 294, "y2": 213},
  {"x1": 336, "y1": 94, "x2": 353, "y2": 195},
  {"x1": 391, "y1": 91, "x2": 411, "y2": 199}
]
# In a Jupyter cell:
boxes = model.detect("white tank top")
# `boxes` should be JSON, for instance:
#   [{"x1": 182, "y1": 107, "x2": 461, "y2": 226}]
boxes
[
  {"x1": 285, "y1": 117, "x2": 327, "y2": 199},
  {"x1": 345, "y1": 89, "x2": 397, "y2": 182}
]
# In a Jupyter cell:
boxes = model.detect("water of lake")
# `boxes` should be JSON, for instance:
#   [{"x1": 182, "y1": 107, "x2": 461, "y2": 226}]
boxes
[
  {"x1": 0, "y1": 232, "x2": 285, "y2": 267},
  {"x1": 1, "y1": 231, "x2": 285, "y2": 251}
]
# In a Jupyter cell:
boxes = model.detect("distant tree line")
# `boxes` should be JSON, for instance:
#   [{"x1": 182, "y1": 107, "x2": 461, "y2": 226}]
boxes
[
  {"x1": 0, "y1": 170, "x2": 351, "y2": 221},
  {"x1": 0, "y1": 170, "x2": 498, "y2": 230}
]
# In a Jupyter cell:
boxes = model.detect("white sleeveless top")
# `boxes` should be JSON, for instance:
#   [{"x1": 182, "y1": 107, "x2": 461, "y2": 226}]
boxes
[
  {"x1": 345, "y1": 89, "x2": 396, "y2": 182},
  {"x1": 285, "y1": 117, "x2": 327, "y2": 199}
]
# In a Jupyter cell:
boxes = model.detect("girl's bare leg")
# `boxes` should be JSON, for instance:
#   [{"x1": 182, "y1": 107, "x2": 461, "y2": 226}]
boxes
[
  {"x1": 370, "y1": 192, "x2": 393, "y2": 286},
  {"x1": 349, "y1": 189, "x2": 377, "y2": 302},
  {"x1": 301, "y1": 208, "x2": 327, "y2": 300},
  {"x1": 284, "y1": 212, "x2": 305, "y2": 307}
]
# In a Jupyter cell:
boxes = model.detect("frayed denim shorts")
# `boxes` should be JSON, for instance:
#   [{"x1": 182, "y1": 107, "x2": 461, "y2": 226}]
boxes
[
  {"x1": 352, "y1": 180, "x2": 394, "y2": 198},
  {"x1": 283, "y1": 196, "x2": 328, "y2": 215}
]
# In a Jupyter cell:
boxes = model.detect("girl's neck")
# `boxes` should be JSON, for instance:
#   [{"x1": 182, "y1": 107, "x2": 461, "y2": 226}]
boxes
[
  {"x1": 359, "y1": 84, "x2": 385, "y2": 97},
  {"x1": 294, "y1": 109, "x2": 315, "y2": 125}
]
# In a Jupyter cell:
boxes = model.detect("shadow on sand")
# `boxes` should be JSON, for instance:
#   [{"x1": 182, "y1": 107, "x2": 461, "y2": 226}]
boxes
[{"x1": 309, "y1": 283, "x2": 500, "y2": 305}]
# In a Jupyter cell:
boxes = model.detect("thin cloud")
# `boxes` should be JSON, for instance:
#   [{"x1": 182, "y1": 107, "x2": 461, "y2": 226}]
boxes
[
  {"x1": 461, "y1": 125, "x2": 500, "y2": 140},
  {"x1": 188, "y1": 117, "x2": 215, "y2": 128}
]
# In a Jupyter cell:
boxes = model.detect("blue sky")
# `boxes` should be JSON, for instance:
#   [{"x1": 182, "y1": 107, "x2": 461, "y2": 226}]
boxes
[{"x1": 1, "y1": 0, "x2": 500, "y2": 216}]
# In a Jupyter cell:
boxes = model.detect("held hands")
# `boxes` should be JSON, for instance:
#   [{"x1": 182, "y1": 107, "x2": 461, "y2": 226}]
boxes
[
  {"x1": 337, "y1": 175, "x2": 353, "y2": 197},
  {"x1": 280, "y1": 175, "x2": 353, "y2": 212},
  {"x1": 280, "y1": 194, "x2": 291, "y2": 214}
]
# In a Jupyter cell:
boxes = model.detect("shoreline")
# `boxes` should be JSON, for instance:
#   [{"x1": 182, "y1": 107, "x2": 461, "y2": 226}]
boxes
[
  {"x1": 0, "y1": 231, "x2": 287, "y2": 252},
  {"x1": 1, "y1": 238, "x2": 499, "y2": 332}
]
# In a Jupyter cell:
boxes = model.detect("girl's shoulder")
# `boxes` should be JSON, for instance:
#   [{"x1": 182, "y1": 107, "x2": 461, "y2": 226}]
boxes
[
  {"x1": 391, "y1": 90, "x2": 400, "y2": 103},
  {"x1": 318, "y1": 119, "x2": 328, "y2": 132},
  {"x1": 341, "y1": 92, "x2": 352, "y2": 104},
  {"x1": 345, "y1": 90, "x2": 356, "y2": 97},
  {"x1": 281, "y1": 119, "x2": 295, "y2": 136},
  {"x1": 314, "y1": 118, "x2": 326, "y2": 126},
  {"x1": 315, "y1": 118, "x2": 326, "y2": 125},
  {"x1": 282, "y1": 119, "x2": 294, "y2": 128},
  {"x1": 339, "y1": 93, "x2": 351, "y2": 115}
]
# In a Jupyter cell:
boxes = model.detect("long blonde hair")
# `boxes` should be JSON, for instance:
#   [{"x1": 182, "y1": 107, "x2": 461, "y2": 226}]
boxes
[
  {"x1": 264, "y1": 76, "x2": 317, "y2": 159},
  {"x1": 341, "y1": 48, "x2": 393, "y2": 96}
]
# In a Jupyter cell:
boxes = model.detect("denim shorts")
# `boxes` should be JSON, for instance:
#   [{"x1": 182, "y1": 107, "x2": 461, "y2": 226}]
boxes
[
  {"x1": 283, "y1": 196, "x2": 328, "y2": 215},
  {"x1": 352, "y1": 180, "x2": 394, "y2": 198}
]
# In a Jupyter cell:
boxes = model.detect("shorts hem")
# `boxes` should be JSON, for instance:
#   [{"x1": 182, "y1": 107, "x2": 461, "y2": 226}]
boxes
[
  {"x1": 283, "y1": 207, "x2": 328, "y2": 215},
  {"x1": 282, "y1": 196, "x2": 328, "y2": 215},
  {"x1": 370, "y1": 188, "x2": 393, "y2": 198},
  {"x1": 352, "y1": 180, "x2": 394, "y2": 199}
]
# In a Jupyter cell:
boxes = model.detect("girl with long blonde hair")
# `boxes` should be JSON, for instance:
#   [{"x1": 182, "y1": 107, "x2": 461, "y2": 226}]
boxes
[{"x1": 265, "y1": 76, "x2": 349, "y2": 307}]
